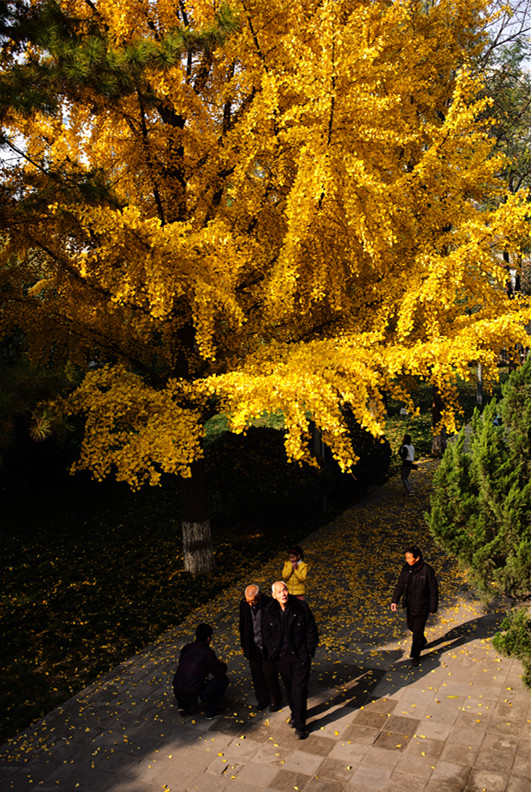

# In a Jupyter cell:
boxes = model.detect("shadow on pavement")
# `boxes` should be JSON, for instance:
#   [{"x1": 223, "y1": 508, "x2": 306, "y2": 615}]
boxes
[{"x1": 376, "y1": 611, "x2": 507, "y2": 691}]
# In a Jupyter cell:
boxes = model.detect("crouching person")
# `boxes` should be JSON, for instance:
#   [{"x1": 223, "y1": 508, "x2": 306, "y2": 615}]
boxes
[{"x1": 172, "y1": 623, "x2": 229, "y2": 719}]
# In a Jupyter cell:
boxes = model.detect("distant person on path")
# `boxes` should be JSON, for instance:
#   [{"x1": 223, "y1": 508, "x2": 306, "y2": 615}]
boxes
[
  {"x1": 239, "y1": 584, "x2": 282, "y2": 712},
  {"x1": 263, "y1": 581, "x2": 318, "y2": 740},
  {"x1": 282, "y1": 545, "x2": 308, "y2": 599},
  {"x1": 399, "y1": 433, "x2": 416, "y2": 495},
  {"x1": 391, "y1": 546, "x2": 438, "y2": 666},
  {"x1": 172, "y1": 623, "x2": 229, "y2": 719}
]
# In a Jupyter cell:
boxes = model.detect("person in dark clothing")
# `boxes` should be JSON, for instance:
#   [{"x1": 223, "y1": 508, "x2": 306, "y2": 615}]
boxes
[
  {"x1": 391, "y1": 546, "x2": 438, "y2": 666},
  {"x1": 172, "y1": 623, "x2": 229, "y2": 719},
  {"x1": 262, "y1": 581, "x2": 319, "y2": 740},
  {"x1": 239, "y1": 584, "x2": 282, "y2": 712}
]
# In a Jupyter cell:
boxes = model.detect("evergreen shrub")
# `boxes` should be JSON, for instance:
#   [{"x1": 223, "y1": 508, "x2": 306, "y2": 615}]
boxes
[
  {"x1": 426, "y1": 361, "x2": 531, "y2": 599},
  {"x1": 492, "y1": 608, "x2": 531, "y2": 690},
  {"x1": 426, "y1": 358, "x2": 531, "y2": 682}
]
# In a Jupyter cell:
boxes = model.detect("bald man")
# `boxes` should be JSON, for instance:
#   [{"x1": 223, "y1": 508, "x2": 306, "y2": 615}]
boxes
[
  {"x1": 239, "y1": 584, "x2": 282, "y2": 712},
  {"x1": 262, "y1": 581, "x2": 318, "y2": 739}
]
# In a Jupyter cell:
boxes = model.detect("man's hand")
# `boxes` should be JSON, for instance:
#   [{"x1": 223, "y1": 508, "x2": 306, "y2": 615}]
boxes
[{"x1": 391, "y1": 603, "x2": 397, "y2": 612}]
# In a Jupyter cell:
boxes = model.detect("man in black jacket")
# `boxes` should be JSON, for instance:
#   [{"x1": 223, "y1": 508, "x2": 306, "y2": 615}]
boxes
[
  {"x1": 263, "y1": 581, "x2": 319, "y2": 739},
  {"x1": 239, "y1": 584, "x2": 282, "y2": 712},
  {"x1": 391, "y1": 546, "x2": 438, "y2": 666},
  {"x1": 172, "y1": 623, "x2": 229, "y2": 718}
]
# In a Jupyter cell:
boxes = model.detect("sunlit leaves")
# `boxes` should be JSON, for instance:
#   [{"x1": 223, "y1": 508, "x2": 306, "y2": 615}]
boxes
[
  {"x1": 62, "y1": 366, "x2": 205, "y2": 488},
  {"x1": 1, "y1": 0, "x2": 530, "y2": 488}
]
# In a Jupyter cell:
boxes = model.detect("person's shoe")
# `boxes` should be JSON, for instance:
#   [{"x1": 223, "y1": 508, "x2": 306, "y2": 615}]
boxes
[
  {"x1": 269, "y1": 704, "x2": 281, "y2": 713},
  {"x1": 295, "y1": 728, "x2": 309, "y2": 740},
  {"x1": 205, "y1": 709, "x2": 224, "y2": 720},
  {"x1": 257, "y1": 702, "x2": 269, "y2": 711},
  {"x1": 287, "y1": 717, "x2": 295, "y2": 728},
  {"x1": 178, "y1": 706, "x2": 192, "y2": 716},
  {"x1": 411, "y1": 657, "x2": 420, "y2": 667}
]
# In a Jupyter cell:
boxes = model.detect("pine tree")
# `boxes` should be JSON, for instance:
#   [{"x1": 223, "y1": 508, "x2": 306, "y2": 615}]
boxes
[
  {"x1": 425, "y1": 428, "x2": 477, "y2": 561},
  {"x1": 427, "y1": 358, "x2": 531, "y2": 599}
]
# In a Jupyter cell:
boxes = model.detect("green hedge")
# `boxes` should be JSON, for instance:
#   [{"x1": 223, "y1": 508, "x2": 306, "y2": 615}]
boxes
[{"x1": 493, "y1": 608, "x2": 531, "y2": 690}]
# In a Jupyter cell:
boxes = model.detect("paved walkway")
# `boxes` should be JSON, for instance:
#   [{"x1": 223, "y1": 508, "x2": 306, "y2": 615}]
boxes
[{"x1": 1, "y1": 461, "x2": 530, "y2": 792}]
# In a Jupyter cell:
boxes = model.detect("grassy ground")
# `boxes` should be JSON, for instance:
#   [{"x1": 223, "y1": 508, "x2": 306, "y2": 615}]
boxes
[{"x1": 0, "y1": 373, "x2": 505, "y2": 743}]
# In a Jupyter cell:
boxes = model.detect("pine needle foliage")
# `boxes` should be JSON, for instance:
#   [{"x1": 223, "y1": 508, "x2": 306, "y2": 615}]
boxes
[
  {"x1": 492, "y1": 608, "x2": 531, "y2": 689},
  {"x1": 427, "y1": 357, "x2": 531, "y2": 600}
]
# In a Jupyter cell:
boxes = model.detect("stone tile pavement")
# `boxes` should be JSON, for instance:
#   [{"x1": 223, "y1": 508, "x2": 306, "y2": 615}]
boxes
[
  {"x1": 1, "y1": 603, "x2": 528, "y2": 792},
  {"x1": 1, "y1": 468, "x2": 530, "y2": 792}
]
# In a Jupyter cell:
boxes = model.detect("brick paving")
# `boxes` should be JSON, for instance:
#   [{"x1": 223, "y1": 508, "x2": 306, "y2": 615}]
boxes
[{"x1": 1, "y1": 464, "x2": 530, "y2": 792}]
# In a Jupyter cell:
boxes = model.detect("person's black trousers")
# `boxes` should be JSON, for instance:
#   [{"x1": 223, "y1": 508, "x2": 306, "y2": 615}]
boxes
[
  {"x1": 249, "y1": 651, "x2": 282, "y2": 709},
  {"x1": 407, "y1": 611, "x2": 429, "y2": 659},
  {"x1": 200, "y1": 675, "x2": 229, "y2": 716},
  {"x1": 277, "y1": 655, "x2": 311, "y2": 731},
  {"x1": 174, "y1": 675, "x2": 228, "y2": 716}
]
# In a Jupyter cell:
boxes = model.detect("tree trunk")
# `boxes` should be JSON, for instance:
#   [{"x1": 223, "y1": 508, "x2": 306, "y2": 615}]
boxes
[
  {"x1": 431, "y1": 386, "x2": 448, "y2": 457},
  {"x1": 476, "y1": 362, "x2": 483, "y2": 408},
  {"x1": 180, "y1": 457, "x2": 215, "y2": 574},
  {"x1": 182, "y1": 519, "x2": 215, "y2": 574}
]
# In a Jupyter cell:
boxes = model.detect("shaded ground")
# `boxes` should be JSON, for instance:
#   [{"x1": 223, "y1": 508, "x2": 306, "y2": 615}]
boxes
[
  {"x1": 0, "y1": 434, "x2": 342, "y2": 743},
  {"x1": 1, "y1": 459, "x2": 529, "y2": 792}
]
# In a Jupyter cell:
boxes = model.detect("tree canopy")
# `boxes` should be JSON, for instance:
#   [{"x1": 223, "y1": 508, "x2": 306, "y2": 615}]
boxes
[{"x1": 1, "y1": 0, "x2": 530, "y2": 569}]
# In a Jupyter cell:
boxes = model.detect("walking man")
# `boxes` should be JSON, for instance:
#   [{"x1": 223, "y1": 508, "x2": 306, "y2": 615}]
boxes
[
  {"x1": 239, "y1": 584, "x2": 282, "y2": 712},
  {"x1": 391, "y1": 546, "x2": 438, "y2": 666},
  {"x1": 172, "y1": 623, "x2": 229, "y2": 718},
  {"x1": 263, "y1": 581, "x2": 318, "y2": 739}
]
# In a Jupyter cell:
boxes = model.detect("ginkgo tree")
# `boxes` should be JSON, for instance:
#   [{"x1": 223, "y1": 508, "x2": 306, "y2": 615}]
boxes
[{"x1": 1, "y1": 0, "x2": 530, "y2": 573}]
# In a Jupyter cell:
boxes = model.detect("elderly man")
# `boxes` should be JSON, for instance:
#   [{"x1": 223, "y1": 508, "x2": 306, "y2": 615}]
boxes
[
  {"x1": 239, "y1": 584, "x2": 282, "y2": 711},
  {"x1": 263, "y1": 581, "x2": 318, "y2": 739}
]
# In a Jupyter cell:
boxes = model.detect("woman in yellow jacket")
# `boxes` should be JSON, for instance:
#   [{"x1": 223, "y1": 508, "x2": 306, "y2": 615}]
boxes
[{"x1": 282, "y1": 545, "x2": 308, "y2": 600}]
